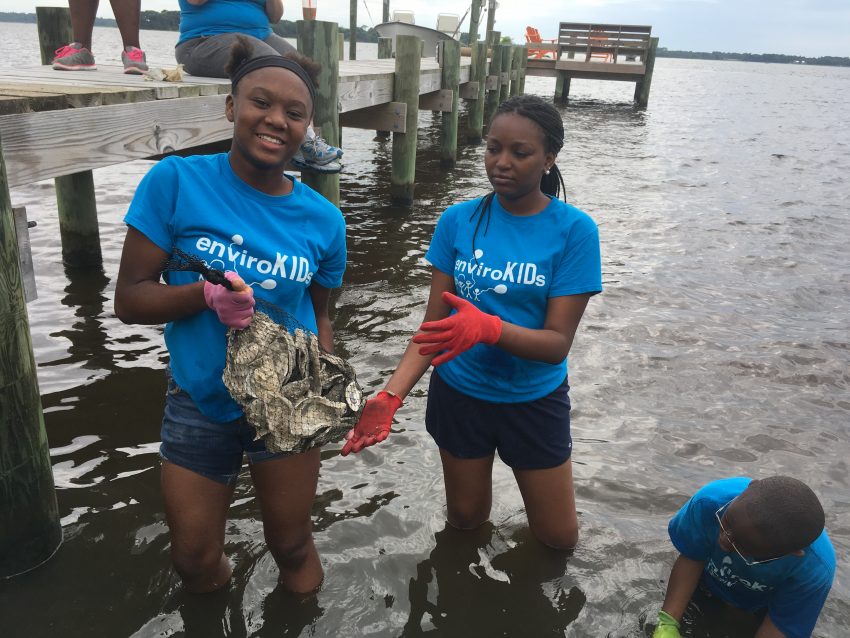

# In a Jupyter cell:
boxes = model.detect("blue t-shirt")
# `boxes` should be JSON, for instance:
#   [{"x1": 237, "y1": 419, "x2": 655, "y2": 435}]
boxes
[
  {"x1": 178, "y1": 0, "x2": 271, "y2": 44},
  {"x1": 124, "y1": 153, "x2": 346, "y2": 422},
  {"x1": 668, "y1": 477, "x2": 835, "y2": 638},
  {"x1": 424, "y1": 195, "x2": 602, "y2": 403}
]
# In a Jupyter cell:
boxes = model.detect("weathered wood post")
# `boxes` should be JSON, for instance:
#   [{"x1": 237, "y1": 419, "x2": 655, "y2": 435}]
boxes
[
  {"x1": 391, "y1": 35, "x2": 421, "y2": 205},
  {"x1": 298, "y1": 20, "x2": 340, "y2": 205},
  {"x1": 439, "y1": 39, "x2": 460, "y2": 168},
  {"x1": 509, "y1": 45, "x2": 524, "y2": 96},
  {"x1": 348, "y1": 0, "x2": 357, "y2": 60},
  {"x1": 337, "y1": 32, "x2": 344, "y2": 61},
  {"x1": 555, "y1": 73, "x2": 571, "y2": 103},
  {"x1": 467, "y1": 0, "x2": 482, "y2": 44},
  {"x1": 635, "y1": 37, "x2": 659, "y2": 107},
  {"x1": 382, "y1": 0, "x2": 390, "y2": 22},
  {"x1": 518, "y1": 46, "x2": 528, "y2": 94},
  {"x1": 375, "y1": 37, "x2": 394, "y2": 139},
  {"x1": 0, "y1": 139, "x2": 62, "y2": 578},
  {"x1": 36, "y1": 6, "x2": 102, "y2": 269},
  {"x1": 498, "y1": 44, "x2": 512, "y2": 104},
  {"x1": 484, "y1": 41, "x2": 504, "y2": 127},
  {"x1": 466, "y1": 40, "x2": 487, "y2": 143},
  {"x1": 484, "y1": 0, "x2": 497, "y2": 52}
]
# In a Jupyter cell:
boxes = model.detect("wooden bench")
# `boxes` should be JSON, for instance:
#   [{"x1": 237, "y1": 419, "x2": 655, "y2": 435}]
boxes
[{"x1": 558, "y1": 23, "x2": 652, "y2": 64}]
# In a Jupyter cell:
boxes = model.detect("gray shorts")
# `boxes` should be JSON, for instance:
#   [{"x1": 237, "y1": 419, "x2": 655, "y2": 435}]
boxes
[{"x1": 175, "y1": 33, "x2": 297, "y2": 78}]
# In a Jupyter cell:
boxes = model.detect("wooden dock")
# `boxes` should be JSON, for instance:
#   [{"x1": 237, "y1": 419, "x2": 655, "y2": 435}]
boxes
[
  {"x1": 0, "y1": 57, "x2": 472, "y2": 189},
  {"x1": 524, "y1": 22, "x2": 659, "y2": 105}
]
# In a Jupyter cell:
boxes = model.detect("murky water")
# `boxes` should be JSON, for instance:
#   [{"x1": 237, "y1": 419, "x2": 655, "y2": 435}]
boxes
[{"x1": 1, "y1": 23, "x2": 848, "y2": 637}]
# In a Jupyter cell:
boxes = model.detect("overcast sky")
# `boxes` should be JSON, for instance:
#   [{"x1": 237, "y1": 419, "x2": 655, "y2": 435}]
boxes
[{"x1": 3, "y1": 1, "x2": 848, "y2": 57}]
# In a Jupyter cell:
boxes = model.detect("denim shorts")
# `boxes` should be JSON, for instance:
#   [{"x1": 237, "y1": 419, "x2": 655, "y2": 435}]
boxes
[
  {"x1": 160, "y1": 375, "x2": 289, "y2": 485},
  {"x1": 425, "y1": 370, "x2": 572, "y2": 470}
]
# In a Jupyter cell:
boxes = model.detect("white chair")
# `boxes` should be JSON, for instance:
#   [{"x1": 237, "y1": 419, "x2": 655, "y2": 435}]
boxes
[
  {"x1": 436, "y1": 13, "x2": 460, "y2": 36},
  {"x1": 393, "y1": 10, "x2": 415, "y2": 24}
]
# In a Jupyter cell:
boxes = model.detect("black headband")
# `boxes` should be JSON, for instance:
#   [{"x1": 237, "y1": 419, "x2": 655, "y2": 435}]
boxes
[{"x1": 230, "y1": 55, "x2": 316, "y2": 106}]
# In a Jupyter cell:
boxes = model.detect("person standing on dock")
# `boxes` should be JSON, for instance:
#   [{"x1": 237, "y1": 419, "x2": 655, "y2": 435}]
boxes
[
  {"x1": 341, "y1": 95, "x2": 602, "y2": 551},
  {"x1": 175, "y1": 0, "x2": 343, "y2": 173},
  {"x1": 51, "y1": 0, "x2": 149, "y2": 74},
  {"x1": 114, "y1": 38, "x2": 345, "y2": 594}
]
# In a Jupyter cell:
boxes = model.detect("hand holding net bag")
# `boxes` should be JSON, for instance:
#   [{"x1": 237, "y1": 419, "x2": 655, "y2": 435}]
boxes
[{"x1": 163, "y1": 248, "x2": 364, "y2": 453}]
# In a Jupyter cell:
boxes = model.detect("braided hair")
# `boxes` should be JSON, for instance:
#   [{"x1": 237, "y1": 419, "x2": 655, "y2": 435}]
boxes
[{"x1": 470, "y1": 94, "x2": 567, "y2": 252}]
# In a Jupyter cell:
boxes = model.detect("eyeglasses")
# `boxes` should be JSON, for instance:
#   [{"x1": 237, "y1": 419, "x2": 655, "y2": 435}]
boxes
[{"x1": 715, "y1": 499, "x2": 785, "y2": 566}]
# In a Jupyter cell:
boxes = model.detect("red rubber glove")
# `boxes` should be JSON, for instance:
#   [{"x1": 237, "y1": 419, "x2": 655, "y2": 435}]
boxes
[
  {"x1": 203, "y1": 271, "x2": 255, "y2": 329},
  {"x1": 340, "y1": 391, "x2": 403, "y2": 456},
  {"x1": 412, "y1": 291, "x2": 502, "y2": 366}
]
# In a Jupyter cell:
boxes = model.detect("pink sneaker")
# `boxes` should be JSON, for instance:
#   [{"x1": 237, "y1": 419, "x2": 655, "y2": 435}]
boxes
[
  {"x1": 52, "y1": 43, "x2": 96, "y2": 71},
  {"x1": 121, "y1": 46, "x2": 148, "y2": 75}
]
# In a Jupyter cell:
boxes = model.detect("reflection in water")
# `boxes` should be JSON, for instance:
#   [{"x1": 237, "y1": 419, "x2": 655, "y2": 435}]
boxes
[{"x1": 402, "y1": 523, "x2": 584, "y2": 636}]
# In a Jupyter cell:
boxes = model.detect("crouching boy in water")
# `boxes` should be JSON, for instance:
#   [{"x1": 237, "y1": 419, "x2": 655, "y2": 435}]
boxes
[{"x1": 652, "y1": 476, "x2": 834, "y2": 638}]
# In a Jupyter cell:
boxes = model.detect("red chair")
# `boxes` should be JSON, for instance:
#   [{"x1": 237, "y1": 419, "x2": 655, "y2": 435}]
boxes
[{"x1": 525, "y1": 26, "x2": 556, "y2": 59}]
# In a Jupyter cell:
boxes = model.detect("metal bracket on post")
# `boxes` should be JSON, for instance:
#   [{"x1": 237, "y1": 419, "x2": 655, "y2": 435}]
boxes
[{"x1": 13, "y1": 206, "x2": 37, "y2": 303}]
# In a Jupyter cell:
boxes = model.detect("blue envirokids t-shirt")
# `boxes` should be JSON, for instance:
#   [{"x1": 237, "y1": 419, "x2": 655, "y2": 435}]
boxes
[
  {"x1": 178, "y1": 0, "x2": 271, "y2": 44},
  {"x1": 124, "y1": 153, "x2": 346, "y2": 422},
  {"x1": 668, "y1": 477, "x2": 835, "y2": 638},
  {"x1": 424, "y1": 195, "x2": 602, "y2": 403}
]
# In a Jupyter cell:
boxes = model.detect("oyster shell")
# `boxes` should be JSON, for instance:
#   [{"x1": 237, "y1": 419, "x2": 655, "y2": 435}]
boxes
[{"x1": 223, "y1": 311, "x2": 363, "y2": 454}]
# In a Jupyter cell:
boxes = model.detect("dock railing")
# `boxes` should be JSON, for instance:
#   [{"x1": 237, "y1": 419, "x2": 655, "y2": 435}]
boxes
[{"x1": 558, "y1": 22, "x2": 653, "y2": 64}]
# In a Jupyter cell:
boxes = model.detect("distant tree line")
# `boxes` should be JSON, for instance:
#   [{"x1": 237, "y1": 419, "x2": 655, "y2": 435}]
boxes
[
  {"x1": 0, "y1": 11, "x2": 379, "y2": 42},
  {"x1": 657, "y1": 47, "x2": 850, "y2": 67}
]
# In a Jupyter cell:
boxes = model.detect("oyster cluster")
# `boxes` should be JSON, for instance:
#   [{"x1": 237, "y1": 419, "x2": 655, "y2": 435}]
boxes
[{"x1": 222, "y1": 311, "x2": 363, "y2": 454}]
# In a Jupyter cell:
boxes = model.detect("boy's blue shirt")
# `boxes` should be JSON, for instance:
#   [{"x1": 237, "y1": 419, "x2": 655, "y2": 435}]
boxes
[
  {"x1": 124, "y1": 154, "x2": 346, "y2": 422},
  {"x1": 425, "y1": 195, "x2": 602, "y2": 403},
  {"x1": 668, "y1": 477, "x2": 835, "y2": 638}
]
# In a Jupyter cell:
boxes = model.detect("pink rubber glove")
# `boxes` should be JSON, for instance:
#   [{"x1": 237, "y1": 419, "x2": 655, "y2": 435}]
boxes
[
  {"x1": 412, "y1": 291, "x2": 502, "y2": 366},
  {"x1": 203, "y1": 271, "x2": 255, "y2": 329},
  {"x1": 340, "y1": 391, "x2": 403, "y2": 456}
]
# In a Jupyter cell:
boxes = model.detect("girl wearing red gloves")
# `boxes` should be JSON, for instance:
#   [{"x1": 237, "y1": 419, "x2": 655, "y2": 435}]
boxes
[
  {"x1": 114, "y1": 40, "x2": 346, "y2": 593},
  {"x1": 342, "y1": 95, "x2": 602, "y2": 549}
]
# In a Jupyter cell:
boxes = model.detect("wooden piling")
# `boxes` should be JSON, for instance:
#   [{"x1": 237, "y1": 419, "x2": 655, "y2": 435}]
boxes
[
  {"x1": 378, "y1": 37, "x2": 392, "y2": 60},
  {"x1": 390, "y1": 35, "x2": 421, "y2": 205},
  {"x1": 376, "y1": 38, "x2": 393, "y2": 139},
  {"x1": 338, "y1": 32, "x2": 344, "y2": 61},
  {"x1": 499, "y1": 45, "x2": 512, "y2": 104},
  {"x1": 484, "y1": 42, "x2": 503, "y2": 127},
  {"x1": 518, "y1": 46, "x2": 528, "y2": 94},
  {"x1": 509, "y1": 45, "x2": 524, "y2": 96},
  {"x1": 36, "y1": 6, "x2": 103, "y2": 269},
  {"x1": 484, "y1": 0, "x2": 497, "y2": 50},
  {"x1": 467, "y1": 0, "x2": 482, "y2": 44},
  {"x1": 466, "y1": 40, "x2": 487, "y2": 143},
  {"x1": 348, "y1": 0, "x2": 357, "y2": 60},
  {"x1": 297, "y1": 20, "x2": 340, "y2": 205},
  {"x1": 382, "y1": 0, "x2": 390, "y2": 22},
  {"x1": 635, "y1": 36, "x2": 659, "y2": 107},
  {"x1": 555, "y1": 73, "x2": 571, "y2": 103},
  {"x1": 0, "y1": 136, "x2": 62, "y2": 579},
  {"x1": 439, "y1": 40, "x2": 460, "y2": 168}
]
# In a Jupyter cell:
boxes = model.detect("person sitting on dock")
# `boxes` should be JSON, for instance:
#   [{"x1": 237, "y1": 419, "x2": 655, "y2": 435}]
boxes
[
  {"x1": 51, "y1": 0, "x2": 148, "y2": 74},
  {"x1": 341, "y1": 94, "x2": 602, "y2": 552},
  {"x1": 175, "y1": 0, "x2": 343, "y2": 173},
  {"x1": 114, "y1": 37, "x2": 346, "y2": 594},
  {"x1": 651, "y1": 476, "x2": 835, "y2": 638}
]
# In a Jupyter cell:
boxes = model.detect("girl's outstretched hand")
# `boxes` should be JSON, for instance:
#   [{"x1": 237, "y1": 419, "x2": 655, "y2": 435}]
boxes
[
  {"x1": 341, "y1": 391, "x2": 403, "y2": 456},
  {"x1": 203, "y1": 271, "x2": 255, "y2": 329},
  {"x1": 412, "y1": 291, "x2": 502, "y2": 366}
]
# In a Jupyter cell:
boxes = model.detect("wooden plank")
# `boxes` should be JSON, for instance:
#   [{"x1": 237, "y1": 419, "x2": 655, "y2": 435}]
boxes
[
  {"x1": 419, "y1": 88, "x2": 453, "y2": 112},
  {"x1": 554, "y1": 60, "x2": 646, "y2": 75},
  {"x1": 459, "y1": 81, "x2": 479, "y2": 100},
  {"x1": 339, "y1": 101, "x2": 407, "y2": 132},
  {"x1": 0, "y1": 95, "x2": 231, "y2": 188}
]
